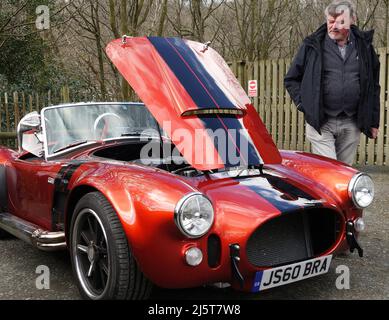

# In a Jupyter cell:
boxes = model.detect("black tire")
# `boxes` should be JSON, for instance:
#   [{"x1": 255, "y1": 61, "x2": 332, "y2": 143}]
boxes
[
  {"x1": 70, "y1": 192, "x2": 152, "y2": 300},
  {"x1": 0, "y1": 228, "x2": 10, "y2": 239}
]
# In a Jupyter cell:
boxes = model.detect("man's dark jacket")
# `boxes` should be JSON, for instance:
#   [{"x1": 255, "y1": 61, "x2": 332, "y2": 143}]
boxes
[{"x1": 284, "y1": 23, "x2": 380, "y2": 138}]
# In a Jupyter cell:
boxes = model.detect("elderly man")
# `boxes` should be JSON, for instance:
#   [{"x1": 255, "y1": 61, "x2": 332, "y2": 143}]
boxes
[{"x1": 284, "y1": 0, "x2": 380, "y2": 165}]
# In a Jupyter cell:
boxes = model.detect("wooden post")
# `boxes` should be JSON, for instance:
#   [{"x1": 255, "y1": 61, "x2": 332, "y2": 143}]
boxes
[
  {"x1": 297, "y1": 111, "x2": 305, "y2": 151},
  {"x1": 246, "y1": 61, "x2": 253, "y2": 91},
  {"x1": 290, "y1": 94, "x2": 297, "y2": 150},
  {"x1": 64, "y1": 86, "x2": 68, "y2": 103},
  {"x1": 358, "y1": 134, "x2": 367, "y2": 165},
  {"x1": 21, "y1": 92, "x2": 26, "y2": 117},
  {"x1": 13, "y1": 91, "x2": 19, "y2": 129},
  {"x1": 65, "y1": 86, "x2": 70, "y2": 103},
  {"x1": 60, "y1": 87, "x2": 64, "y2": 103},
  {"x1": 271, "y1": 60, "x2": 278, "y2": 142},
  {"x1": 367, "y1": 132, "x2": 375, "y2": 165},
  {"x1": 246, "y1": 61, "x2": 253, "y2": 97},
  {"x1": 259, "y1": 60, "x2": 265, "y2": 118},
  {"x1": 48, "y1": 89, "x2": 52, "y2": 107},
  {"x1": 36, "y1": 93, "x2": 40, "y2": 111},
  {"x1": 29, "y1": 94, "x2": 33, "y2": 113},
  {"x1": 284, "y1": 59, "x2": 291, "y2": 150},
  {"x1": 4, "y1": 93, "x2": 9, "y2": 132},
  {"x1": 253, "y1": 60, "x2": 259, "y2": 112},
  {"x1": 265, "y1": 60, "x2": 272, "y2": 131},
  {"x1": 278, "y1": 59, "x2": 285, "y2": 149},
  {"x1": 375, "y1": 48, "x2": 387, "y2": 165}
]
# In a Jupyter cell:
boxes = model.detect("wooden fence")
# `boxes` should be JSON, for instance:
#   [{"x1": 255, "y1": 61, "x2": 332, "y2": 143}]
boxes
[
  {"x1": 0, "y1": 48, "x2": 388, "y2": 165},
  {"x1": 0, "y1": 87, "x2": 72, "y2": 149}
]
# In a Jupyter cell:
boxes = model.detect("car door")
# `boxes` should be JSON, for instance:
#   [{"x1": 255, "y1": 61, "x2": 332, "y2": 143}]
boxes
[{"x1": 6, "y1": 157, "x2": 63, "y2": 231}]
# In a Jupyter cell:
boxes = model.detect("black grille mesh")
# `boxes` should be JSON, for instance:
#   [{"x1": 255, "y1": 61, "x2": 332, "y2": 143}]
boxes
[
  {"x1": 246, "y1": 211, "x2": 313, "y2": 267},
  {"x1": 207, "y1": 234, "x2": 221, "y2": 268}
]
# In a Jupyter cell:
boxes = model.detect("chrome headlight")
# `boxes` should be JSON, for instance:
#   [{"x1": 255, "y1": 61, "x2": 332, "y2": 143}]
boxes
[
  {"x1": 348, "y1": 173, "x2": 374, "y2": 208},
  {"x1": 174, "y1": 192, "x2": 214, "y2": 238}
]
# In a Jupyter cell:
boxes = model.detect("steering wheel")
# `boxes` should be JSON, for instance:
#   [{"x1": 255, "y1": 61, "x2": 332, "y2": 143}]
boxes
[{"x1": 93, "y1": 113, "x2": 122, "y2": 140}]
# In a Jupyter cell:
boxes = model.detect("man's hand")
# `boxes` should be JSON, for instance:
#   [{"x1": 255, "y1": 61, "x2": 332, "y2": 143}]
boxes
[{"x1": 371, "y1": 127, "x2": 379, "y2": 139}]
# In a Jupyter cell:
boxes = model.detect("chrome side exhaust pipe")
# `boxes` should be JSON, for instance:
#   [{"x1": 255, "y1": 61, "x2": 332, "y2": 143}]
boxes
[{"x1": 0, "y1": 213, "x2": 66, "y2": 251}]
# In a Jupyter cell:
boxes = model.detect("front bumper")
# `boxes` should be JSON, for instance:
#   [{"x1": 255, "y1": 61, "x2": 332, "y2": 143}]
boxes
[{"x1": 133, "y1": 207, "x2": 359, "y2": 291}]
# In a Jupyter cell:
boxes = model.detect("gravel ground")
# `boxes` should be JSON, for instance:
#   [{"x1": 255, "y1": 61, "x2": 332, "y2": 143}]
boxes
[{"x1": 0, "y1": 166, "x2": 387, "y2": 300}]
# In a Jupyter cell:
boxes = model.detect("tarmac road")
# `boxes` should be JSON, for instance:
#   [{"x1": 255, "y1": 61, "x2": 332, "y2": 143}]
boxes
[{"x1": 0, "y1": 167, "x2": 388, "y2": 300}]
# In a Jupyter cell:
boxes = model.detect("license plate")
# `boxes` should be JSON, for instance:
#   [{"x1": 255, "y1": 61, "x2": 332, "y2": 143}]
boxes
[{"x1": 252, "y1": 255, "x2": 332, "y2": 292}]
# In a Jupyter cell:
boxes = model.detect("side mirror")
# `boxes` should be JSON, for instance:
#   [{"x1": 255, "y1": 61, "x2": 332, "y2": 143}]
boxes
[
  {"x1": 17, "y1": 111, "x2": 44, "y2": 157},
  {"x1": 19, "y1": 111, "x2": 41, "y2": 129}
]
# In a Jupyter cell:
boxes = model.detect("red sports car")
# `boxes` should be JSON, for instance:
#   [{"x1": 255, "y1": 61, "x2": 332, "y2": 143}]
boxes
[{"x1": 0, "y1": 37, "x2": 373, "y2": 300}]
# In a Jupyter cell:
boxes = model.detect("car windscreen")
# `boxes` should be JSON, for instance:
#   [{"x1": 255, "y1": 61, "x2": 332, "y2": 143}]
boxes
[{"x1": 43, "y1": 103, "x2": 160, "y2": 156}]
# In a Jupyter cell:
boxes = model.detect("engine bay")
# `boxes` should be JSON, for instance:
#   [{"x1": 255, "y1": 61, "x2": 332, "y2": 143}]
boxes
[{"x1": 92, "y1": 140, "x2": 203, "y2": 177}]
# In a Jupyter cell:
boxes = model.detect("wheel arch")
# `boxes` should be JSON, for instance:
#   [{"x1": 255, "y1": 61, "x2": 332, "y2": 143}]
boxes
[
  {"x1": 64, "y1": 182, "x2": 136, "y2": 246},
  {"x1": 65, "y1": 185, "x2": 99, "y2": 244},
  {"x1": 68, "y1": 187, "x2": 153, "y2": 299}
]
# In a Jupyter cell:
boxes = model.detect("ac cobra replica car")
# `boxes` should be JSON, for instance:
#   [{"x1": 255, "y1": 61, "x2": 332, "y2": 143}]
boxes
[{"x1": 0, "y1": 37, "x2": 374, "y2": 300}]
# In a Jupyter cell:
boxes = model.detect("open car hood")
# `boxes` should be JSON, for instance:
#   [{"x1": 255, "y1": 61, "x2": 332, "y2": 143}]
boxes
[{"x1": 106, "y1": 37, "x2": 281, "y2": 170}]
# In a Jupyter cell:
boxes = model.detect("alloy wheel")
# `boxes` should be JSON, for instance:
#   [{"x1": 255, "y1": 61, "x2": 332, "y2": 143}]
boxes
[{"x1": 72, "y1": 208, "x2": 110, "y2": 299}]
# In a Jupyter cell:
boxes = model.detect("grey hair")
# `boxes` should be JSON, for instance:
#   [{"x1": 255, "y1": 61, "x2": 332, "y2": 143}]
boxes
[{"x1": 325, "y1": 0, "x2": 357, "y2": 19}]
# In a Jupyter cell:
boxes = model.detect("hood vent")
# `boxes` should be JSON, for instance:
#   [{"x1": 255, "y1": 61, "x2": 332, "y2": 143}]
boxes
[{"x1": 181, "y1": 108, "x2": 245, "y2": 117}]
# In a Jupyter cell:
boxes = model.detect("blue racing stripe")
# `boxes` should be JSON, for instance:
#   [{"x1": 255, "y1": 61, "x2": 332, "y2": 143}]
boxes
[
  {"x1": 264, "y1": 175, "x2": 320, "y2": 202},
  {"x1": 148, "y1": 37, "x2": 236, "y2": 109},
  {"x1": 200, "y1": 117, "x2": 261, "y2": 167},
  {"x1": 236, "y1": 174, "x2": 323, "y2": 213},
  {"x1": 242, "y1": 181, "x2": 302, "y2": 212}
]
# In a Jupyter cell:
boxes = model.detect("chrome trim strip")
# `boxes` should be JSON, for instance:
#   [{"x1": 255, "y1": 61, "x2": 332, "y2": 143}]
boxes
[{"x1": 0, "y1": 213, "x2": 66, "y2": 251}]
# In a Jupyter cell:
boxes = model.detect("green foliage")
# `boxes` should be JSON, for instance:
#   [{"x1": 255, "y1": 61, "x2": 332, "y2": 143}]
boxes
[{"x1": 0, "y1": 0, "x2": 89, "y2": 95}]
